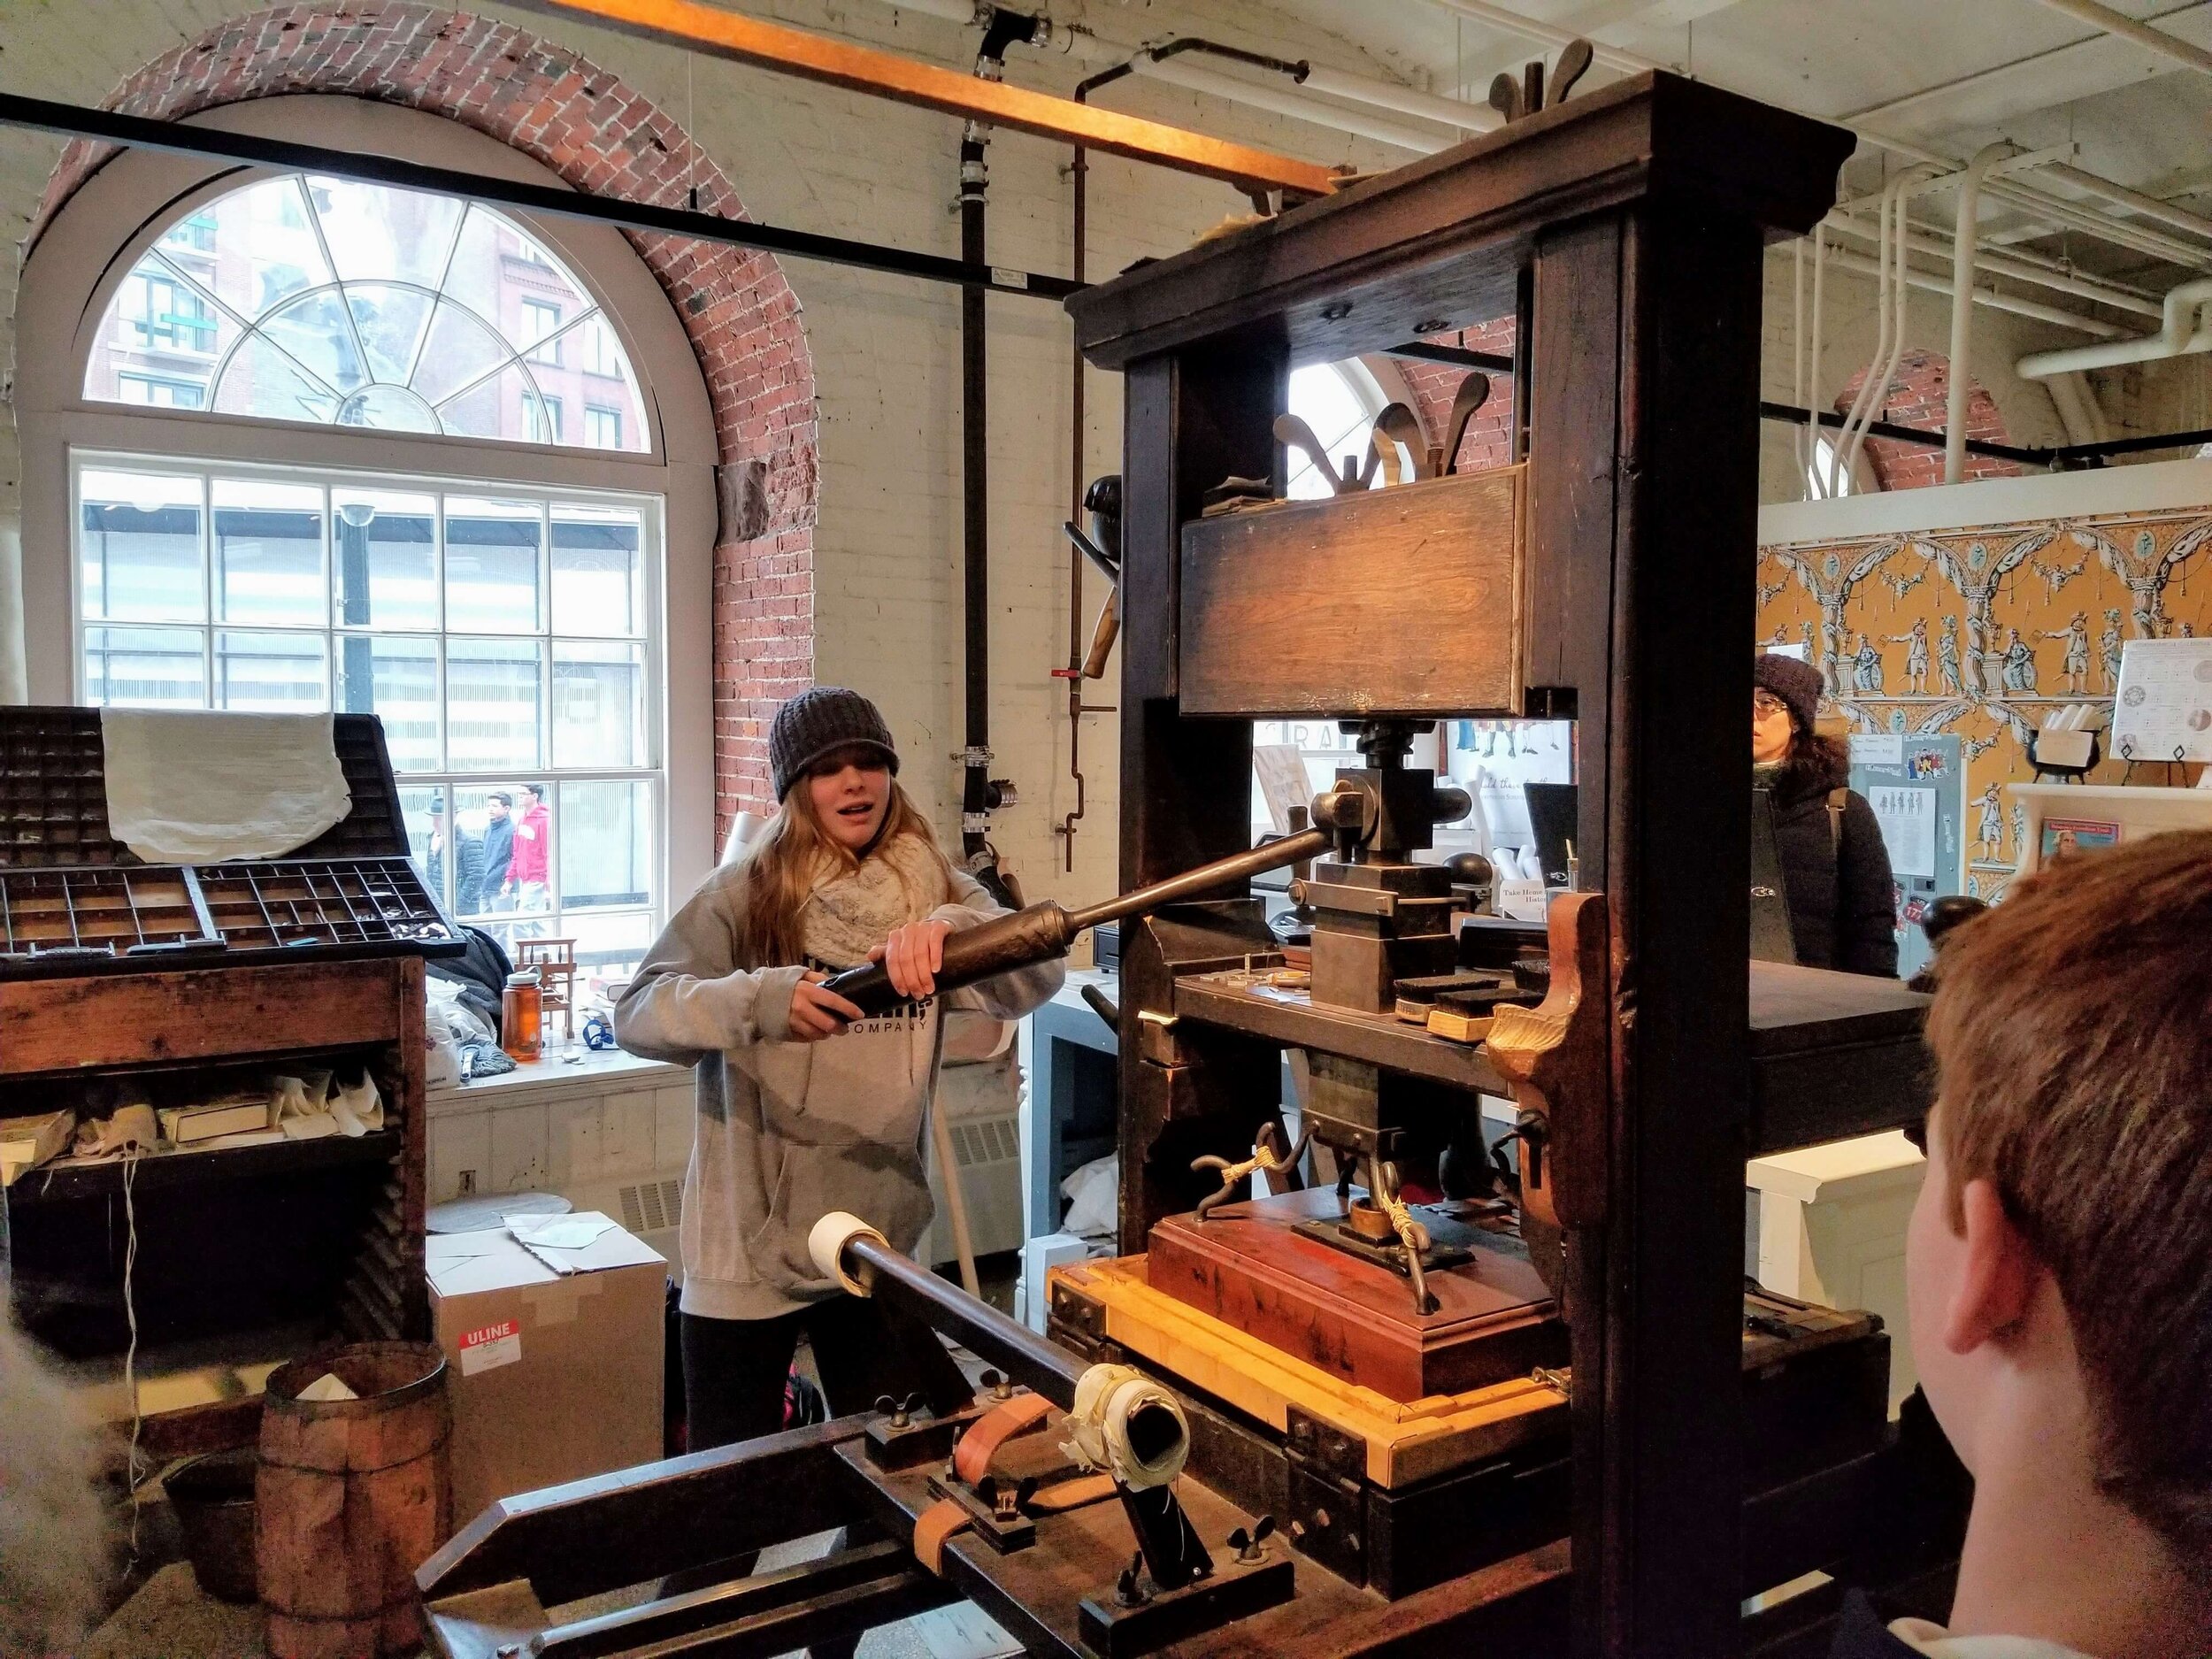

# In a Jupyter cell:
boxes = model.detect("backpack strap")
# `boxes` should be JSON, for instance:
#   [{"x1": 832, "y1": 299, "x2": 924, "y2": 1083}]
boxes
[{"x1": 1827, "y1": 787, "x2": 1848, "y2": 857}]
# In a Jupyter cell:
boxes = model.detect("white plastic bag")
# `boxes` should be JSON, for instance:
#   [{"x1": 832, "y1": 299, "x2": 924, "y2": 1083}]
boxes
[{"x1": 1059, "y1": 1153, "x2": 1119, "y2": 1241}]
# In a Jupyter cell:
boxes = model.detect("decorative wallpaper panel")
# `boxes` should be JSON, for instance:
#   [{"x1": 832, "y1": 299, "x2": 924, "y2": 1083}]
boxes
[{"x1": 1757, "y1": 505, "x2": 2212, "y2": 897}]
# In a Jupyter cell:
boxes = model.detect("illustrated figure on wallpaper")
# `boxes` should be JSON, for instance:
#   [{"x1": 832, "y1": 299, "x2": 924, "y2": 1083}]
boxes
[
  {"x1": 1890, "y1": 618, "x2": 1931, "y2": 695},
  {"x1": 1799, "y1": 618, "x2": 1818, "y2": 664},
  {"x1": 1965, "y1": 610, "x2": 1992, "y2": 696},
  {"x1": 1820, "y1": 613, "x2": 1845, "y2": 695},
  {"x1": 2101, "y1": 609, "x2": 2126, "y2": 692},
  {"x1": 1976, "y1": 781, "x2": 2007, "y2": 864},
  {"x1": 1938, "y1": 615, "x2": 1964, "y2": 697},
  {"x1": 2001, "y1": 627, "x2": 2039, "y2": 696},
  {"x1": 2046, "y1": 611, "x2": 2092, "y2": 695},
  {"x1": 2012, "y1": 802, "x2": 2030, "y2": 865},
  {"x1": 1851, "y1": 632, "x2": 1885, "y2": 695}
]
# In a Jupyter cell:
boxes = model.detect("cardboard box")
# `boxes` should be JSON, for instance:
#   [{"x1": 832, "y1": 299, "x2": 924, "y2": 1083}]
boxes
[{"x1": 427, "y1": 1212, "x2": 666, "y2": 1528}]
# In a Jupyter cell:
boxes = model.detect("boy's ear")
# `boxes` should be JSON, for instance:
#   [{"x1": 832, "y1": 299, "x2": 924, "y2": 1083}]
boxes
[{"x1": 1944, "y1": 1179, "x2": 2041, "y2": 1355}]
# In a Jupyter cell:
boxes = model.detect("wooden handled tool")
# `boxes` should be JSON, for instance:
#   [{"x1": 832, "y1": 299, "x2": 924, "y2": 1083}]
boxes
[
  {"x1": 1082, "y1": 589, "x2": 1118, "y2": 678},
  {"x1": 1437, "y1": 373, "x2": 1492, "y2": 475},
  {"x1": 1273, "y1": 413, "x2": 1353, "y2": 495},
  {"x1": 1370, "y1": 402, "x2": 1428, "y2": 484},
  {"x1": 1552, "y1": 39, "x2": 1594, "y2": 104}
]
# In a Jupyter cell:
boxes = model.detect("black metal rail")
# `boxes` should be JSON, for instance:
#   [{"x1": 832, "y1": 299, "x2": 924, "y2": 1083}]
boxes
[{"x1": 0, "y1": 91, "x2": 1077, "y2": 302}]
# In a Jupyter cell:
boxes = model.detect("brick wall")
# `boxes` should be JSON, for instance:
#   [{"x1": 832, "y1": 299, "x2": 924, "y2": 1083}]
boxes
[
  {"x1": 26, "y1": 3, "x2": 818, "y2": 831},
  {"x1": 1394, "y1": 318, "x2": 1517, "y2": 472},
  {"x1": 1832, "y1": 348, "x2": 2024, "y2": 491}
]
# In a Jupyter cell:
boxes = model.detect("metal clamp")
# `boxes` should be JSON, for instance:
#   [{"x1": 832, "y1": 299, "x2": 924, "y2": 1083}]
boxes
[{"x1": 1191, "y1": 1121, "x2": 1313, "y2": 1221}]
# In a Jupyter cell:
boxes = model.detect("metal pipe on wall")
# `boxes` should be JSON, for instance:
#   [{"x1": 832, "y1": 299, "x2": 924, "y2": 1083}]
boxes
[
  {"x1": 1816, "y1": 241, "x2": 2127, "y2": 336},
  {"x1": 1824, "y1": 206, "x2": 2165, "y2": 317},
  {"x1": 2017, "y1": 275, "x2": 2212, "y2": 377},
  {"x1": 1946, "y1": 143, "x2": 2015, "y2": 482}
]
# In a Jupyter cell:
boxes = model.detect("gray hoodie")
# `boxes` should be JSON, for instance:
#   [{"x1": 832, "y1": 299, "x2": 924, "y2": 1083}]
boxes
[{"x1": 615, "y1": 860, "x2": 1063, "y2": 1320}]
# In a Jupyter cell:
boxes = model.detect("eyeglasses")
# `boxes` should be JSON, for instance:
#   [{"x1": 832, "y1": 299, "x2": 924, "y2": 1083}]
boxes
[{"x1": 1752, "y1": 691, "x2": 1789, "y2": 718}]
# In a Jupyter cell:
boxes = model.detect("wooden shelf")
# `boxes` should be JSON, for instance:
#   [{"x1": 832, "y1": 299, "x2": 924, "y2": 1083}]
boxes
[
  {"x1": 1174, "y1": 972, "x2": 1509, "y2": 1093},
  {"x1": 7, "y1": 1127, "x2": 401, "y2": 1208},
  {"x1": 1173, "y1": 960, "x2": 1929, "y2": 1155}
]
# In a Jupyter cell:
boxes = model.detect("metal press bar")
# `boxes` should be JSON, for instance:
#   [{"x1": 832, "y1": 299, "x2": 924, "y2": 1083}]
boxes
[{"x1": 841, "y1": 1233, "x2": 1087, "y2": 1409}]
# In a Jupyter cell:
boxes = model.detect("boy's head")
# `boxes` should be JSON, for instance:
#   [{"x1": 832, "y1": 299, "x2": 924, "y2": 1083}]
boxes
[{"x1": 1915, "y1": 830, "x2": 2212, "y2": 1574}]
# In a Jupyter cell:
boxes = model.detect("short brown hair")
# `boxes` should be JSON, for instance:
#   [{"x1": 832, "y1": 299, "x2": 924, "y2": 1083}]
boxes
[{"x1": 1926, "y1": 829, "x2": 2212, "y2": 1567}]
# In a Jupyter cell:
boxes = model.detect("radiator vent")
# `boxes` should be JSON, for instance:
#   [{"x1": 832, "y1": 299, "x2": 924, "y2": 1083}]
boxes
[
  {"x1": 618, "y1": 1178, "x2": 684, "y2": 1236},
  {"x1": 952, "y1": 1115, "x2": 1020, "y2": 1169}
]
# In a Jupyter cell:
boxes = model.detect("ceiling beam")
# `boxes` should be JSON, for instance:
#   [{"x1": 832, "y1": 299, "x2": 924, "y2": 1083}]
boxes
[{"x1": 500, "y1": 0, "x2": 1340, "y2": 196}]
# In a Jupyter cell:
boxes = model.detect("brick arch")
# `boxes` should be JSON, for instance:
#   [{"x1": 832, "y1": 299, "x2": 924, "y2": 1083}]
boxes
[
  {"x1": 31, "y1": 4, "x2": 814, "y2": 826},
  {"x1": 1832, "y1": 348, "x2": 2021, "y2": 490}
]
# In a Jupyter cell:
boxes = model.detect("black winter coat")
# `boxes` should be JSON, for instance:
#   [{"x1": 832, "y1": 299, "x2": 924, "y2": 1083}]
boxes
[{"x1": 1768, "y1": 742, "x2": 1899, "y2": 978}]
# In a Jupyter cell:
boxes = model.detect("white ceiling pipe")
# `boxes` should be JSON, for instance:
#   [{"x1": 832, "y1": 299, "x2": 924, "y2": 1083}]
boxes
[
  {"x1": 1295, "y1": 64, "x2": 1501, "y2": 135},
  {"x1": 1983, "y1": 175, "x2": 2212, "y2": 265},
  {"x1": 1947, "y1": 142, "x2": 2015, "y2": 483},
  {"x1": 876, "y1": 0, "x2": 1496, "y2": 150},
  {"x1": 1842, "y1": 0, "x2": 2212, "y2": 126},
  {"x1": 1128, "y1": 55, "x2": 1456, "y2": 153},
  {"x1": 1820, "y1": 243, "x2": 2126, "y2": 335},
  {"x1": 2017, "y1": 276, "x2": 2212, "y2": 375},
  {"x1": 2027, "y1": 0, "x2": 2212, "y2": 75},
  {"x1": 1825, "y1": 210, "x2": 2163, "y2": 317},
  {"x1": 2042, "y1": 162, "x2": 2212, "y2": 242},
  {"x1": 1839, "y1": 165, "x2": 1940, "y2": 484},
  {"x1": 1420, "y1": 0, "x2": 2212, "y2": 272}
]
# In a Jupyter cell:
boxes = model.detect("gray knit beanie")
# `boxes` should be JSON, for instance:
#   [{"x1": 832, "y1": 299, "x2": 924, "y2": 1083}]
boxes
[
  {"x1": 770, "y1": 687, "x2": 899, "y2": 800},
  {"x1": 1754, "y1": 652, "x2": 1824, "y2": 734}
]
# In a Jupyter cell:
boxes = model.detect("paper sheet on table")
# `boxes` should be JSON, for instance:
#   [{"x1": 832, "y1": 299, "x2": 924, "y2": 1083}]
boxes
[
  {"x1": 100, "y1": 710, "x2": 350, "y2": 863},
  {"x1": 505, "y1": 1213, "x2": 620, "y2": 1250}
]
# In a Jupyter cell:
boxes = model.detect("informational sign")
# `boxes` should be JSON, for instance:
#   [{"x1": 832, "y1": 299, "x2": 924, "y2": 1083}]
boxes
[
  {"x1": 1849, "y1": 733, "x2": 1964, "y2": 983},
  {"x1": 1867, "y1": 784, "x2": 1938, "y2": 880},
  {"x1": 2113, "y1": 638, "x2": 2212, "y2": 763}
]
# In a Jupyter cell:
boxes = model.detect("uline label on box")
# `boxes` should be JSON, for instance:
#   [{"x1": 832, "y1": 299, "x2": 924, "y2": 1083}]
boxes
[{"x1": 459, "y1": 1318, "x2": 520, "y2": 1376}]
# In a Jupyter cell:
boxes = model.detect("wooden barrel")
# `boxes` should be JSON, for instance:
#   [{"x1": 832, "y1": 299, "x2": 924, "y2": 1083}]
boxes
[{"x1": 257, "y1": 1341, "x2": 451, "y2": 1659}]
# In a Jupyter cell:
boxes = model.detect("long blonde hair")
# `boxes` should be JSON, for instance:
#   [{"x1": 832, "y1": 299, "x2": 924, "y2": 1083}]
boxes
[{"x1": 733, "y1": 777, "x2": 953, "y2": 967}]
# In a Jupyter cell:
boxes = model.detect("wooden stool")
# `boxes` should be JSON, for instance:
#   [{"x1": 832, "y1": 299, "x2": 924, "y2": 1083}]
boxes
[{"x1": 516, "y1": 937, "x2": 579, "y2": 1039}]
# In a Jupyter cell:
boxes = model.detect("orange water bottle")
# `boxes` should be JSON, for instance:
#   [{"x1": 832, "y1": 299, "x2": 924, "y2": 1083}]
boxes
[{"x1": 502, "y1": 969, "x2": 543, "y2": 1063}]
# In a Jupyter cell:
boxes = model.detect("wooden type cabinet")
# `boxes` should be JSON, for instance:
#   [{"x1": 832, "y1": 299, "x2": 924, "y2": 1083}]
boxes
[{"x1": 2, "y1": 956, "x2": 429, "y2": 1458}]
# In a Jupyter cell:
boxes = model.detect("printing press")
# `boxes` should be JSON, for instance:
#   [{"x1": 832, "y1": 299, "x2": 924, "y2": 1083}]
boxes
[{"x1": 417, "y1": 70, "x2": 1966, "y2": 1659}]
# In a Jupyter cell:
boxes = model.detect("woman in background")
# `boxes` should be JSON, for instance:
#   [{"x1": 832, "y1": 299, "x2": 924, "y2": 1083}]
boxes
[{"x1": 1754, "y1": 652, "x2": 1899, "y2": 977}]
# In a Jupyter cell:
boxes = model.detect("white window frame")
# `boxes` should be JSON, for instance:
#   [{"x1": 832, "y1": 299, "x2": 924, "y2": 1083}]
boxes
[
  {"x1": 69, "y1": 450, "x2": 668, "y2": 948},
  {"x1": 14, "y1": 96, "x2": 724, "y2": 923}
]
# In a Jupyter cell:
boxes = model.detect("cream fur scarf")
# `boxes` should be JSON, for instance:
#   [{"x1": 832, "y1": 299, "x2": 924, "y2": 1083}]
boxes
[{"x1": 799, "y1": 832, "x2": 952, "y2": 970}]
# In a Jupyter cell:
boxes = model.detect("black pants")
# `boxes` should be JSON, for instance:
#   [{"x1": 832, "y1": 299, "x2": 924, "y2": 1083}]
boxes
[{"x1": 680, "y1": 1299, "x2": 916, "y2": 1452}]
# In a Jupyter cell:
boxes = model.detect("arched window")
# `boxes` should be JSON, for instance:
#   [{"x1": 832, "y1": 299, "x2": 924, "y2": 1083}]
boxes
[
  {"x1": 1807, "y1": 434, "x2": 1855, "y2": 500},
  {"x1": 86, "y1": 175, "x2": 648, "y2": 451},
  {"x1": 20, "y1": 100, "x2": 723, "y2": 987},
  {"x1": 1283, "y1": 360, "x2": 1387, "y2": 499}
]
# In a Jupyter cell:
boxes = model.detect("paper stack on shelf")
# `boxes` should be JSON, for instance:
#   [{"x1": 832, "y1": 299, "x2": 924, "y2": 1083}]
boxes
[
  {"x1": 0, "y1": 1109, "x2": 73, "y2": 1185},
  {"x1": 157, "y1": 1095, "x2": 275, "y2": 1146}
]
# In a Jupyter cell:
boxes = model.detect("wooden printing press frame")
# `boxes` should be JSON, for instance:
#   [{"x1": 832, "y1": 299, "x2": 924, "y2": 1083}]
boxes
[{"x1": 416, "y1": 71, "x2": 1971, "y2": 1659}]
